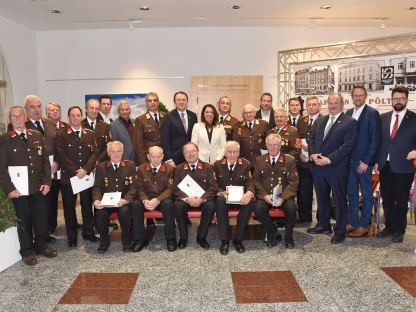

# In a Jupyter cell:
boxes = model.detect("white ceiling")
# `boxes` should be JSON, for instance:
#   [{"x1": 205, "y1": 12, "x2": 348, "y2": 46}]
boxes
[{"x1": 1, "y1": 0, "x2": 416, "y2": 30}]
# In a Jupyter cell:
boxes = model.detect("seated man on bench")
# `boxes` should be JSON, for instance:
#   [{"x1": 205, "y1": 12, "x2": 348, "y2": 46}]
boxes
[
  {"x1": 214, "y1": 141, "x2": 255, "y2": 255},
  {"x1": 253, "y1": 133, "x2": 299, "y2": 249}
]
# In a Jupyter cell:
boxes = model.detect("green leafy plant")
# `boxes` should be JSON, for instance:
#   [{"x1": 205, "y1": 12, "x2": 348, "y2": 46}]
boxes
[
  {"x1": 0, "y1": 183, "x2": 17, "y2": 233},
  {"x1": 158, "y1": 102, "x2": 169, "y2": 113}
]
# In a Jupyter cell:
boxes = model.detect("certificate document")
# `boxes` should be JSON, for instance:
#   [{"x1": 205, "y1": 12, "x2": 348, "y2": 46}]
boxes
[
  {"x1": 177, "y1": 174, "x2": 205, "y2": 197},
  {"x1": 101, "y1": 192, "x2": 122, "y2": 208},
  {"x1": 301, "y1": 139, "x2": 309, "y2": 159},
  {"x1": 272, "y1": 184, "x2": 283, "y2": 207},
  {"x1": 226, "y1": 186, "x2": 244, "y2": 204},
  {"x1": 8, "y1": 166, "x2": 29, "y2": 196},
  {"x1": 70, "y1": 173, "x2": 95, "y2": 194}
]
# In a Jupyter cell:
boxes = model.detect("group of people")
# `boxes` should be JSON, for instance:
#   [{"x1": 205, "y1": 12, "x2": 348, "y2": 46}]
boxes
[{"x1": 1, "y1": 86, "x2": 416, "y2": 266}]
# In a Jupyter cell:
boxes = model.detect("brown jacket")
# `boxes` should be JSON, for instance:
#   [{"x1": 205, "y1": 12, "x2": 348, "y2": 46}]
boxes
[
  {"x1": 133, "y1": 111, "x2": 165, "y2": 165},
  {"x1": 232, "y1": 118, "x2": 269, "y2": 166},
  {"x1": 81, "y1": 118, "x2": 111, "y2": 162},
  {"x1": 173, "y1": 160, "x2": 218, "y2": 201},
  {"x1": 93, "y1": 159, "x2": 137, "y2": 203},
  {"x1": 26, "y1": 117, "x2": 59, "y2": 158},
  {"x1": 254, "y1": 153, "x2": 298, "y2": 201},
  {"x1": 213, "y1": 157, "x2": 255, "y2": 194},
  {"x1": 56, "y1": 127, "x2": 98, "y2": 184},
  {"x1": 220, "y1": 114, "x2": 239, "y2": 141},
  {"x1": 0, "y1": 129, "x2": 51, "y2": 195},
  {"x1": 137, "y1": 162, "x2": 173, "y2": 202},
  {"x1": 267, "y1": 123, "x2": 301, "y2": 159}
]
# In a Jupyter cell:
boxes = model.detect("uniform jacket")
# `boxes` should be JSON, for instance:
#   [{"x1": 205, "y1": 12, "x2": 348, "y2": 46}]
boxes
[
  {"x1": 81, "y1": 118, "x2": 111, "y2": 162},
  {"x1": 191, "y1": 122, "x2": 226, "y2": 163},
  {"x1": 267, "y1": 123, "x2": 301, "y2": 159},
  {"x1": 133, "y1": 111, "x2": 165, "y2": 165},
  {"x1": 219, "y1": 114, "x2": 239, "y2": 141},
  {"x1": 109, "y1": 117, "x2": 136, "y2": 163},
  {"x1": 26, "y1": 117, "x2": 58, "y2": 158},
  {"x1": 93, "y1": 159, "x2": 137, "y2": 203},
  {"x1": 0, "y1": 129, "x2": 51, "y2": 194},
  {"x1": 213, "y1": 157, "x2": 255, "y2": 194},
  {"x1": 137, "y1": 162, "x2": 173, "y2": 202}
]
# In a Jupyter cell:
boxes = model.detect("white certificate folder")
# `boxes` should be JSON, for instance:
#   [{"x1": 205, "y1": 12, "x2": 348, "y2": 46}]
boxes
[
  {"x1": 101, "y1": 192, "x2": 122, "y2": 208},
  {"x1": 177, "y1": 174, "x2": 205, "y2": 197},
  {"x1": 70, "y1": 173, "x2": 95, "y2": 194},
  {"x1": 226, "y1": 186, "x2": 244, "y2": 204},
  {"x1": 8, "y1": 166, "x2": 29, "y2": 196}
]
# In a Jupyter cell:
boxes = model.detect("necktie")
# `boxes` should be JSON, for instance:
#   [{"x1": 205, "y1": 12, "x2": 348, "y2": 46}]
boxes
[
  {"x1": 35, "y1": 120, "x2": 44, "y2": 136},
  {"x1": 74, "y1": 130, "x2": 80, "y2": 138},
  {"x1": 90, "y1": 121, "x2": 94, "y2": 130},
  {"x1": 391, "y1": 114, "x2": 399, "y2": 139},
  {"x1": 271, "y1": 157, "x2": 276, "y2": 167},
  {"x1": 152, "y1": 167, "x2": 157, "y2": 175},
  {"x1": 292, "y1": 117, "x2": 297, "y2": 125},
  {"x1": 154, "y1": 113, "x2": 159, "y2": 125},
  {"x1": 275, "y1": 128, "x2": 281, "y2": 134},
  {"x1": 114, "y1": 164, "x2": 118, "y2": 171},
  {"x1": 19, "y1": 132, "x2": 27, "y2": 143},
  {"x1": 190, "y1": 164, "x2": 195, "y2": 172},
  {"x1": 248, "y1": 122, "x2": 252, "y2": 130},
  {"x1": 220, "y1": 116, "x2": 224, "y2": 124},
  {"x1": 309, "y1": 118, "x2": 313, "y2": 127},
  {"x1": 109, "y1": 118, "x2": 113, "y2": 123},
  {"x1": 229, "y1": 164, "x2": 234, "y2": 173},
  {"x1": 181, "y1": 112, "x2": 187, "y2": 132},
  {"x1": 323, "y1": 116, "x2": 335, "y2": 139}
]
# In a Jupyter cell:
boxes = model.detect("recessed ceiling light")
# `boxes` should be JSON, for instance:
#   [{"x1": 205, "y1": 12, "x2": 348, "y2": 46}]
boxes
[
  {"x1": 231, "y1": 5, "x2": 241, "y2": 10},
  {"x1": 408, "y1": 6, "x2": 416, "y2": 11},
  {"x1": 320, "y1": 5, "x2": 332, "y2": 10},
  {"x1": 139, "y1": 6, "x2": 150, "y2": 11},
  {"x1": 50, "y1": 9, "x2": 61, "y2": 14}
]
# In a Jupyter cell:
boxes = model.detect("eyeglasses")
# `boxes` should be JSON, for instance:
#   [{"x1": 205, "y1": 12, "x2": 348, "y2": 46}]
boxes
[{"x1": 392, "y1": 97, "x2": 407, "y2": 102}]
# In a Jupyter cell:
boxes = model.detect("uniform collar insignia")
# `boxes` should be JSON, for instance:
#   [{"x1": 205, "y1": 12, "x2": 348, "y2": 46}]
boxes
[
  {"x1": 82, "y1": 128, "x2": 87, "y2": 134},
  {"x1": 145, "y1": 163, "x2": 151, "y2": 170},
  {"x1": 184, "y1": 163, "x2": 189, "y2": 170},
  {"x1": 279, "y1": 154, "x2": 284, "y2": 162},
  {"x1": 282, "y1": 124, "x2": 289, "y2": 131},
  {"x1": 120, "y1": 160, "x2": 126, "y2": 167},
  {"x1": 242, "y1": 121, "x2": 247, "y2": 126},
  {"x1": 160, "y1": 164, "x2": 166, "y2": 172},
  {"x1": 27, "y1": 129, "x2": 33, "y2": 135},
  {"x1": 197, "y1": 161, "x2": 203, "y2": 169},
  {"x1": 106, "y1": 160, "x2": 112, "y2": 167},
  {"x1": 303, "y1": 116, "x2": 309, "y2": 123},
  {"x1": 226, "y1": 115, "x2": 231, "y2": 121},
  {"x1": 60, "y1": 121, "x2": 66, "y2": 127},
  {"x1": 255, "y1": 119, "x2": 259, "y2": 125},
  {"x1": 238, "y1": 158, "x2": 243, "y2": 164},
  {"x1": 160, "y1": 111, "x2": 165, "y2": 117},
  {"x1": 264, "y1": 154, "x2": 269, "y2": 162},
  {"x1": 67, "y1": 127, "x2": 73, "y2": 134},
  {"x1": 221, "y1": 158, "x2": 227, "y2": 164},
  {"x1": 146, "y1": 113, "x2": 151, "y2": 119},
  {"x1": 8, "y1": 130, "x2": 17, "y2": 138}
]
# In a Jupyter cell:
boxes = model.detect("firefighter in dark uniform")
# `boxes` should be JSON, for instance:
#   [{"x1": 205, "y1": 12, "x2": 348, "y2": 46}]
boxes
[
  {"x1": 267, "y1": 108, "x2": 301, "y2": 159},
  {"x1": 137, "y1": 146, "x2": 176, "y2": 251},
  {"x1": 56, "y1": 106, "x2": 99, "y2": 247},
  {"x1": 133, "y1": 92, "x2": 165, "y2": 165},
  {"x1": 214, "y1": 141, "x2": 255, "y2": 255},
  {"x1": 173, "y1": 142, "x2": 218, "y2": 249},
  {"x1": 217, "y1": 96, "x2": 239, "y2": 141},
  {"x1": 254, "y1": 133, "x2": 299, "y2": 249},
  {"x1": 296, "y1": 96, "x2": 322, "y2": 223},
  {"x1": 81, "y1": 99, "x2": 111, "y2": 163},
  {"x1": 232, "y1": 104, "x2": 269, "y2": 167},
  {"x1": 93, "y1": 141, "x2": 138, "y2": 253},
  {"x1": 0, "y1": 106, "x2": 57, "y2": 265}
]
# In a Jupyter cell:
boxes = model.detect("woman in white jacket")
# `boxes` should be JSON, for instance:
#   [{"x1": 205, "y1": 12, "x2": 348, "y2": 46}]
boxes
[{"x1": 191, "y1": 104, "x2": 226, "y2": 164}]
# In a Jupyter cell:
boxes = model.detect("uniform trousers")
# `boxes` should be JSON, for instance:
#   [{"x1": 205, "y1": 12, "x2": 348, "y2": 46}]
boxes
[
  {"x1": 61, "y1": 184, "x2": 94, "y2": 242},
  {"x1": 297, "y1": 165, "x2": 313, "y2": 222},
  {"x1": 130, "y1": 200, "x2": 147, "y2": 241},
  {"x1": 12, "y1": 191, "x2": 48, "y2": 257},
  {"x1": 254, "y1": 198, "x2": 297, "y2": 240},
  {"x1": 175, "y1": 200, "x2": 216, "y2": 240},
  {"x1": 216, "y1": 196, "x2": 254, "y2": 241},
  {"x1": 380, "y1": 162, "x2": 414, "y2": 234},
  {"x1": 48, "y1": 178, "x2": 61, "y2": 233},
  {"x1": 96, "y1": 205, "x2": 130, "y2": 246}
]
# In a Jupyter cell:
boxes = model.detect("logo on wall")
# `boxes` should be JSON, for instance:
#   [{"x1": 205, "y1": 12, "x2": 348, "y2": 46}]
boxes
[{"x1": 381, "y1": 66, "x2": 394, "y2": 85}]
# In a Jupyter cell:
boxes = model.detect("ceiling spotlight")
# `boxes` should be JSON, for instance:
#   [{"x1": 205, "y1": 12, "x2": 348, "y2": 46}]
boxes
[
  {"x1": 139, "y1": 6, "x2": 150, "y2": 11},
  {"x1": 320, "y1": 5, "x2": 332, "y2": 10},
  {"x1": 408, "y1": 7, "x2": 416, "y2": 11},
  {"x1": 231, "y1": 5, "x2": 241, "y2": 10},
  {"x1": 50, "y1": 9, "x2": 61, "y2": 14}
]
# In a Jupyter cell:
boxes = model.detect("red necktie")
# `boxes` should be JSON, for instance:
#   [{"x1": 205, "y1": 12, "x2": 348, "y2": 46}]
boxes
[{"x1": 390, "y1": 114, "x2": 399, "y2": 140}]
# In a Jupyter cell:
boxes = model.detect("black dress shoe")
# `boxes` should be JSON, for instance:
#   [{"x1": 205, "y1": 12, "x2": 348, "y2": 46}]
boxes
[
  {"x1": 68, "y1": 240, "x2": 77, "y2": 248},
  {"x1": 219, "y1": 241, "x2": 229, "y2": 255},
  {"x1": 177, "y1": 239, "x2": 187, "y2": 249},
  {"x1": 266, "y1": 232, "x2": 282, "y2": 247},
  {"x1": 196, "y1": 237, "x2": 210, "y2": 249},
  {"x1": 82, "y1": 234, "x2": 99, "y2": 242},
  {"x1": 97, "y1": 242, "x2": 109, "y2": 253},
  {"x1": 167, "y1": 239, "x2": 177, "y2": 252},
  {"x1": 376, "y1": 228, "x2": 393, "y2": 238},
  {"x1": 233, "y1": 240, "x2": 245, "y2": 253},
  {"x1": 307, "y1": 225, "x2": 333, "y2": 235},
  {"x1": 132, "y1": 239, "x2": 149, "y2": 252},
  {"x1": 330, "y1": 234, "x2": 346, "y2": 244},
  {"x1": 391, "y1": 232, "x2": 404, "y2": 243},
  {"x1": 285, "y1": 238, "x2": 295, "y2": 249},
  {"x1": 123, "y1": 242, "x2": 134, "y2": 252},
  {"x1": 46, "y1": 235, "x2": 56, "y2": 243}
]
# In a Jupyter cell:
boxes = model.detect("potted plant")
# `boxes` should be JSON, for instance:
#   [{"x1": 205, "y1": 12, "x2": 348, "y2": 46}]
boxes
[{"x1": 0, "y1": 183, "x2": 21, "y2": 272}]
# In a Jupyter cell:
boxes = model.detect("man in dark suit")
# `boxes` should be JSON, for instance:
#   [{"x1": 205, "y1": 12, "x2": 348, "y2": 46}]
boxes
[
  {"x1": 97, "y1": 95, "x2": 114, "y2": 123},
  {"x1": 256, "y1": 92, "x2": 275, "y2": 129},
  {"x1": 296, "y1": 96, "x2": 322, "y2": 223},
  {"x1": 307, "y1": 93, "x2": 358, "y2": 244},
  {"x1": 161, "y1": 91, "x2": 197, "y2": 166},
  {"x1": 288, "y1": 97, "x2": 303, "y2": 127},
  {"x1": 109, "y1": 100, "x2": 136, "y2": 163},
  {"x1": 376, "y1": 86, "x2": 416, "y2": 243},
  {"x1": 345, "y1": 86, "x2": 381, "y2": 237}
]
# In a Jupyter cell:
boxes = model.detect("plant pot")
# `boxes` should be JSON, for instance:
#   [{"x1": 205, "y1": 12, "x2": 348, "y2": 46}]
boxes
[{"x1": 0, "y1": 227, "x2": 21, "y2": 272}]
